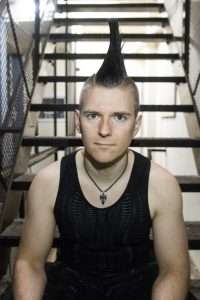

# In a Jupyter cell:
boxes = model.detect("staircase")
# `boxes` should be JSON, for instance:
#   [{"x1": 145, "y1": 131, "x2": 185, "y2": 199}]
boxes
[{"x1": 0, "y1": 0, "x2": 200, "y2": 298}]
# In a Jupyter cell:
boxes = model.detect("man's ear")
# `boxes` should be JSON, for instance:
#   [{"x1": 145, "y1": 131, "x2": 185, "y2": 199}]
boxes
[
  {"x1": 133, "y1": 113, "x2": 142, "y2": 137},
  {"x1": 75, "y1": 110, "x2": 81, "y2": 134}
]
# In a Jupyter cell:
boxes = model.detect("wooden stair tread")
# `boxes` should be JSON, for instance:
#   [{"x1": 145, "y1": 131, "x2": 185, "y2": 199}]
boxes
[
  {"x1": 11, "y1": 174, "x2": 200, "y2": 192},
  {"x1": 41, "y1": 32, "x2": 181, "y2": 42},
  {"x1": 21, "y1": 136, "x2": 200, "y2": 148},
  {"x1": 56, "y1": 3, "x2": 165, "y2": 13},
  {"x1": 54, "y1": 17, "x2": 169, "y2": 26},
  {"x1": 30, "y1": 104, "x2": 194, "y2": 113},
  {"x1": 191, "y1": 280, "x2": 200, "y2": 300},
  {"x1": 177, "y1": 176, "x2": 200, "y2": 185},
  {"x1": 42, "y1": 53, "x2": 180, "y2": 60},
  {"x1": 38, "y1": 75, "x2": 186, "y2": 83},
  {"x1": 0, "y1": 220, "x2": 199, "y2": 249}
]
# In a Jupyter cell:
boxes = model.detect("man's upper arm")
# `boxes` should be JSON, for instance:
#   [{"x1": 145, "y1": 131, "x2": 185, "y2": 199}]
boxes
[
  {"x1": 17, "y1": 165, "x2": 59, "y2": 266},
  {"x1": 150, "y1": 167, "x2": 190, "y2": 274}
]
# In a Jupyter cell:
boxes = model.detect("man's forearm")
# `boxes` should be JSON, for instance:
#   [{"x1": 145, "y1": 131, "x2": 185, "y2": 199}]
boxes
[
  {"x1": 151, "y1": 270, "x2": 190, "y2": 300},
  {"x1": 13, "y1": 260, "x2": 47, "y2": 300}
]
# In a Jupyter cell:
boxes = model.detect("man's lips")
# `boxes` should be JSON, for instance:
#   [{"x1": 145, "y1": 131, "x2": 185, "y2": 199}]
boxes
[{"x1": 95, "y1": 143, "x2": 114, "y2": 146}]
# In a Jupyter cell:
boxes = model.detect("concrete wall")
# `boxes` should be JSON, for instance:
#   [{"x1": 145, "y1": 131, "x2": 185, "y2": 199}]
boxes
[
  {"x1": 189, "y1": 1, "x2": 200, "y2": 114},
  {"x1": 165, "y1": 0, "x2": 200, "y2": 273}
]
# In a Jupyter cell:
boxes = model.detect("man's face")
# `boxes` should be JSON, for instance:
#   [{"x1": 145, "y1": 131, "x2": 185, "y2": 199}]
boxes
[{"x1": 75, "y1": 85, "x2": 142, "y2": 164}]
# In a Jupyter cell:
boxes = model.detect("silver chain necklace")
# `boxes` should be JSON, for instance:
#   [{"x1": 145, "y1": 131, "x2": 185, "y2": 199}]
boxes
[{"x1": 83, "y1": 152, "x2": 129, "y2": 205}]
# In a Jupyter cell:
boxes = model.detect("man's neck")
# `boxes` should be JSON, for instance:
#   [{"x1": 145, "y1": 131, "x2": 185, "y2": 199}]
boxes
[{"x1": 82, "y1": 149, "x2": 130, "y2": 186}]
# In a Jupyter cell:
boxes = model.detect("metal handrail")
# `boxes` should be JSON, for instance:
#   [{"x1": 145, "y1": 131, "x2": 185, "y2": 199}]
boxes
[
  {"x1": 0, "y1": 0, "x2": 56, "y2": 189},
  {"x1": 193, "y1": 72, "x2": 200, "y2": 96},
  {"x1": 184, "y1": 0, "x2": 191, "y2": 75},
  {"x1": 0, "y1": 0, "x2": 6, "y2": 16},
  {"x1": 6, "y1": 1, "x2": 31, "y2": 99},
  {"x1": 183, "y1": 0, "x2": 200, "y2": 124}
]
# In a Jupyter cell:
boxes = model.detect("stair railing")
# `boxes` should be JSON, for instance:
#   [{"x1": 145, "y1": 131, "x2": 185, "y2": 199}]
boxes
[
  {"x1": 0, "y1": 0, "x2": 56, "y2": 230},
  {"x1": 184, "y1": 0, "x2": 191, "y2": 75},
  {"x1": 184, "y1": 0, "x2": 200, "y2": 124},
  {"x1": 167, "y1": 0, "x2": 200, "y2": 125}
]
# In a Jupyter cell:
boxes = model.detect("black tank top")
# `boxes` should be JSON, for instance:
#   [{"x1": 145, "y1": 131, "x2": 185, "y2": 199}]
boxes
[{"x1": 54, "y1": 149, "x2": 152, "y2": 275}]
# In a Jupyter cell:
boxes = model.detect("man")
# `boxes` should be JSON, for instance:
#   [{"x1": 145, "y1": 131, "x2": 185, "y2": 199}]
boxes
[{"x1": 13, "y1": 21, "x2": 190, "y2": 300}]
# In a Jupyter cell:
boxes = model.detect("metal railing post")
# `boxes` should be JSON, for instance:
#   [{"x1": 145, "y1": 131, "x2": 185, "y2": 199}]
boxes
[
  {"x1": 184, "y1": 0, "x2": 191, "y2": 75},
  {"x1": 33, "y1": 0, "x2": 40, "y2": 81}
]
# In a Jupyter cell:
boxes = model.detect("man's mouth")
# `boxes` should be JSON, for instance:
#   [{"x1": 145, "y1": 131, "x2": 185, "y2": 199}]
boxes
[{"x1": 95, "y1": 143, "x2": 114, "y2": 146}]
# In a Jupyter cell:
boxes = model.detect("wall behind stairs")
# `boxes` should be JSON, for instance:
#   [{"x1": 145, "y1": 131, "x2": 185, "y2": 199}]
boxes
[
  {"x1": 165, "y1": 0, "x2": 200, "y2": 115},
  {"x1": 165, "y1": 0, "x2": 200, "y2": 276},
  {"x1": 189, "y1": 0, "x2": 200, "y2": 114}
]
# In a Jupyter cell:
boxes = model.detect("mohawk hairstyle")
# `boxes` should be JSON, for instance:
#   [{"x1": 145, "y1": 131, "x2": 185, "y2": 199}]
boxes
[
  {"x1": 95, "y1": 20, "x2": 127, "y2": 86},
  {"x1": 80, "y1": 20, "x2": 140, "y2": 115}
]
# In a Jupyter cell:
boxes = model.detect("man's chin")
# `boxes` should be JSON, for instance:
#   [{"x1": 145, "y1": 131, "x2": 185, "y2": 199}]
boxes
[{"x1": 84, "y1": 148, "x2": 126, "y2": 168}]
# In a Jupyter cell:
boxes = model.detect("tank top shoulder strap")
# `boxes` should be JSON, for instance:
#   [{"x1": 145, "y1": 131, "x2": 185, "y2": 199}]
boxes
[
  {"x1": 59, "y1": 152, "x2": 75, "y2": 181},
  {"x1": 128, "y1": 149, "x2": 152, "y2": 224},
  {"x1": 53, "y1": 151, "x2": 77, "y2": 216},
  {"x1": 130, "y1": 150, "x2": 151, "y2": 190}
]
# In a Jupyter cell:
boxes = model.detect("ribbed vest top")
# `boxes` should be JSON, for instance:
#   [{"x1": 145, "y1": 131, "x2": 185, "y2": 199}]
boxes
[{"x1": 54, "y1": 149, "x2": 152, "y2": 276}]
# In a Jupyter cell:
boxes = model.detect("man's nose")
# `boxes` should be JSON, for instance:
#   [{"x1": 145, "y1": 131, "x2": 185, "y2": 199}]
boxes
[{"x1": 98, "y1": 118, "x2": 112, "y2": 137}]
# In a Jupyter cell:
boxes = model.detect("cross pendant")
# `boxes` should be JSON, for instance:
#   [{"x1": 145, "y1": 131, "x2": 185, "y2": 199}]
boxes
[{"x1": 100, "y1": 192, "x2": 107, "y2": 205}]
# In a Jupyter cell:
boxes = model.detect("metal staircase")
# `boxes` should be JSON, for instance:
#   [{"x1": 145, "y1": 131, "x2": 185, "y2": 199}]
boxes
[{"x1": 0, "y1": 0, "x2": 200, "y2": 298}]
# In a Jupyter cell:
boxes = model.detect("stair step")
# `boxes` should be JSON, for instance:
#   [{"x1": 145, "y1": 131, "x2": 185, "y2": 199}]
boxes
[
  {"x1": 22, "y1": 136, "x2": 200, "y2": 148},
  {"x1": 30, "y1": 104, "x2": 194, "y2": 113},
  {"x1": 191, "y1": 281, "x2": 200, "y2": 300},
  {"x1": 0, "y1": 128, "x2": 22, "y2": 133},
  {"x1": 42, "y1": 32, "x2": 181, "y2": 42},
  {"x1": 42, "y1": 53, "x2": 180, "y2": 61},
  {"x1": 54, "y1": 17, "x2": 169, "y2": 26},
  {"x1": 11, "y1": 174, "x2": 200, "y2": 192},
  {"x1": 12, "y1": 174, "x2": 34, "y2": 191},
  {"x1": 28, "y1": 148, "x2": 57, "y2": 167},
  {"x1": 56, "y1": 3, "x2": 165, "y2": 13},
  {"x1": 186, "y1": 222, "x2": 200, "y2": 250},
  {"x1": 38, "y1": 75, "x2": 186, "y2": 83},
  {"x1": 0, "y1": 219, "x2": 199, "y2": 249},
  {"x1": 176, "y1": 176, "x2": 200, "y2": 192}
]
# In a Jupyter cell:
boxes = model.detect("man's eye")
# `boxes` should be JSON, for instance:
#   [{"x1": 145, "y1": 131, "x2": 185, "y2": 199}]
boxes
[
  {"x1": 114, "y1": 114, "x2": 127, "y2": 121},
  {"x1": 86, "y1": 113, "x2": 98, "y2": 119}
]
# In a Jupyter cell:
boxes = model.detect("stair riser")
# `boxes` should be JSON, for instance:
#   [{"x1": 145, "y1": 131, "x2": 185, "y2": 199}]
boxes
[
  {"x1": 54, "y1": 18, "x2": 169, "y2": 26},
  {"x1": 57, "y1": 4, "x2": 165, "y2": 13},
  {"x1": 21, "y1": 138, "x2": 200, "y2": 148},
  {"x1": 43, "y1": 33, "x2": 181, "y2": 42},
  {"x1": 30, "y1": 104, "x2": 194, "y2": 113},
  {"x1": 42, "y1": 54, "x2": 180, "y2": 60},
  {"x1": 11, "y1": 182, "x2": 200, "y2": 192},
  {"x1": 38, "y1": 76, "x2": 186, "y2": 83},
  {"x1": 0, "y1": 239, "x2": 198, "y2": 249}
]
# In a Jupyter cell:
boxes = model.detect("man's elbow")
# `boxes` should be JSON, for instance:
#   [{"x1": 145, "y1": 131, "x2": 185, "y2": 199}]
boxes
[
  {"x1": 14, "y1": 257, "x2": 46, "y2": 279},
  {"x1": 157, "y1": 264, "x2": 190, "y2": 295}
]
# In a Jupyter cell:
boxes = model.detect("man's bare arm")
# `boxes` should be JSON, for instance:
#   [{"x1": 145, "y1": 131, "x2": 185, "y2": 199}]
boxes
[
  {"x1": 150, "y1": 164, "x2": 190, "y2": 300},
  {"x1": 13, "y1": 162, "x2": 60, "y2": 300}
]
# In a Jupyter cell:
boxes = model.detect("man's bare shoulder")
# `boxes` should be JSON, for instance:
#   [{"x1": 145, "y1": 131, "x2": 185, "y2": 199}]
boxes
[
  {"x1": 29, "y1": 160, "x2": 61, "y2": 209},
  {"x1": 149, "y1": 160, "x2": 182, "y2": 218},
  {"x1": 149, "y1": 160, "x2": 179, "y2": 188},
  {"x1": 31, "y1": 160, "x2": 60, "y2": 187}
]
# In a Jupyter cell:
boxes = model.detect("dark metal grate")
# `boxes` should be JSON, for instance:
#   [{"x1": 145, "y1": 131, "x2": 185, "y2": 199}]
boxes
[
  {"x1": 0, "y1": 4, "x2": 33, "y2": 191},
  {"x1": 0, "y1": 0, "x2": 55, "y2": 198}
]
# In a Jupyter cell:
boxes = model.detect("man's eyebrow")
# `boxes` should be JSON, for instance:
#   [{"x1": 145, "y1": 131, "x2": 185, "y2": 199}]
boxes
[
  {"x1": 82, "y1": 110, "x2": 132, "y2": 115},
  {"x1": 113, "y1": 112, "x2": 132, "y2": 115},
  {"x1": 82, "y1": 110, "x2": 100, "y2": 114}
]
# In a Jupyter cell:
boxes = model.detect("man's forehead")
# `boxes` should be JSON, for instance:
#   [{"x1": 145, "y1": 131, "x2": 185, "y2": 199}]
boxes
[
  {"x1": 82, "y1": 99, "x2": 134, "y2": 114},
  {"x1": 82, "y1": 86, "x2": 134, "y2": 106},
  {"x1": 84, "y1": 85, "x2": 133, "y2": 98}
]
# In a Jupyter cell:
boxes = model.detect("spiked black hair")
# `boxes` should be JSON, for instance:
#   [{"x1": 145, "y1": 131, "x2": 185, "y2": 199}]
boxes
[
  {"x1": 95, "y1": 20, "x2": 127, "y2": 86},
  {"x1": 80, "y1": 20, "x2": 140, "y2": 115}
]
